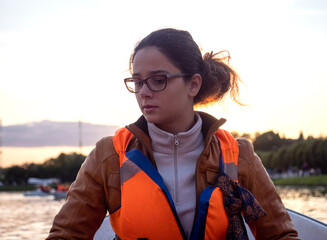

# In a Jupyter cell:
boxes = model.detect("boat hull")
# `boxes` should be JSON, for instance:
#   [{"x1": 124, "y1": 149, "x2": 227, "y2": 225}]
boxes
[{"x1": 94, "y1": 208, "x2": 327, "y2": 240}]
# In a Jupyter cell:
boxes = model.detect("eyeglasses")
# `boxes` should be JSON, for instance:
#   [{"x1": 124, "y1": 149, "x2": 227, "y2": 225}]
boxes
[{"x1": 124, "y1": 73, "x2": 190, "y2": 93}]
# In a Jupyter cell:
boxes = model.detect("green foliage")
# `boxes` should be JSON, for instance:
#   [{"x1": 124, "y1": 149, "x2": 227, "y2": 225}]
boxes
[
  {"x1": 2, "y1": 166, "x2": 28, "y2": 185},
  {"x1": 253, "y1": 131, "x2": 282, "y2": 151},
  {"x1": 42, "y1": 153, "x2": 85, "y2": 182},
  {"x1": 255, "y1": 132, "x2": 327, "y2": 174},
  {"x1": 1, "y1": 152, "x2": 86, "y2": 185},
  {"x1": 0, "y1": 184, "x2": 36, "y2": 191},
  {"x1": 253, "y1": 131, "x2": 296, "y2": 152},
  {"x1": 273, "y1": 175, "x2": 327, "y2": 186}
]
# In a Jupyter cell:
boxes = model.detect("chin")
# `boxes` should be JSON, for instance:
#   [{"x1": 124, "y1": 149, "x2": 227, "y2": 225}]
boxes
[
  {"x1": 143, "y1": 115, "x2": 156, "y2": 124},
  {"x1": 143, "y1": 114, "x2": 161, "y2": 125}
]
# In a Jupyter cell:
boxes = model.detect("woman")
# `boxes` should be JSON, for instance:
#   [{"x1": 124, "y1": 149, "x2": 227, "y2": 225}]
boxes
[{"x1": 47, "y1": 28, "x2": 299, "y2": 239}]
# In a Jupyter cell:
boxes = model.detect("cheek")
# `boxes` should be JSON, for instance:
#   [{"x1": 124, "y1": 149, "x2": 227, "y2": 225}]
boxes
[
  {"x1": 161, "y1": 91, "x2": 186, "y2": 111},
  {"x1": 168, "y1": 86, "x2": 189, "y2": 103},
  {"x1": 135, "y1": 94, "x2": 142, "y2": 108}
]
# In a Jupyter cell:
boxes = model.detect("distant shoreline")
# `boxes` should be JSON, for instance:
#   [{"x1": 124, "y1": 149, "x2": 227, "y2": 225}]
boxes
[
  {"x1": 0, "y1": 185, "x2": 36, "y2": 192},
  {"x1": 1, "y1": 175, "x2": 327, "y2": 192},
  {"x1": 272, "y1": 175, "x2": 327, "y2": 186}
]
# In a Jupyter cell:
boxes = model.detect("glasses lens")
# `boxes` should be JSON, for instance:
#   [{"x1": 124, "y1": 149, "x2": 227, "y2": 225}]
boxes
[
  {"x1": 147, "y1": 75, "x2": 167, "y2": 91},
  {"x1": 125, "y1": 79, "x2": 141, "y2": 93}
]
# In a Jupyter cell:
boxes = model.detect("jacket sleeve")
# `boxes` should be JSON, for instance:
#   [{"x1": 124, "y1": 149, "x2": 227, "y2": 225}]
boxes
[
  {"x1": 237, "y1": 138, "x2": 300, "y2": 240},
  {"x1": 46, "y1": 139, "x2": 112, "y2": 240}
]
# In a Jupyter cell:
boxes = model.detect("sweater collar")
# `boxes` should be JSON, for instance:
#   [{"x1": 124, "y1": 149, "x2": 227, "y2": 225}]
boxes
[
  {"x1": 127, "y1": 111, "x2": 226, "y2": 151},
  {"x1": 147, "y1": 113, "x2": 204, "y2": 154}
]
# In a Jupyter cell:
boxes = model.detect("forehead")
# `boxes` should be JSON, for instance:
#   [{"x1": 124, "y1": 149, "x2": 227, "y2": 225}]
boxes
[{"x1": 132, "y1": 47, "x2": 180, "y2": 75}]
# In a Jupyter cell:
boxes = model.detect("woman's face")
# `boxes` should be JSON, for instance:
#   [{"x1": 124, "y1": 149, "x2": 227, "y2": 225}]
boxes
[{"x1": 132, "y1": 47, "x2": 196, "y2": 133}]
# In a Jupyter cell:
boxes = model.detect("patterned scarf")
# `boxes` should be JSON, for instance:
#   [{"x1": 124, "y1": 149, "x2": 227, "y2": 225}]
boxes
[{"x1": 216, "y1": 171, "x2": 267, "y2": 240}]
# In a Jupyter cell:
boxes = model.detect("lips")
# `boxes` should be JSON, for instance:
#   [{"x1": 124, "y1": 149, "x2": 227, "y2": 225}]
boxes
[{"x1": 143, "y1": 104, "x2": 158, "y2": 113}]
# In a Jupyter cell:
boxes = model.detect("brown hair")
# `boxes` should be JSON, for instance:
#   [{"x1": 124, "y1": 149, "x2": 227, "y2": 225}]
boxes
[{"x1": 130, "y1": 28, "x2": 242, "y2": 106}]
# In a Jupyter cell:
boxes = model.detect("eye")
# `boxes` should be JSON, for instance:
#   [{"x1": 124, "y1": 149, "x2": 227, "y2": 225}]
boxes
[
  {"x1": 149, "y1": 75, "x2": 166, "y2": 85},
  {"x1": 134, "y1": 79, "x2": 143, "y2": 87}
]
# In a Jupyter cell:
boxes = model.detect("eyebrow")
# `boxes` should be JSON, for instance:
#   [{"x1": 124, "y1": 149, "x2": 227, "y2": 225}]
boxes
[{"x1": 132, "y1": 70, "x2": 169, "y2": 78}]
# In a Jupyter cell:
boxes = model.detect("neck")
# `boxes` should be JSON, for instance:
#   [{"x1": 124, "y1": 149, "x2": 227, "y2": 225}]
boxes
[{"x1": 155, "y1": 111, "x2": 196, "y2": 135}]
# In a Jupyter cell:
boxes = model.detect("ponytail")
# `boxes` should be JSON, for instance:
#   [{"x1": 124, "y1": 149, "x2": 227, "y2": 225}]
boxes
[{"x1": 195, "y1": 51, "x2": 242, "y2": 106}]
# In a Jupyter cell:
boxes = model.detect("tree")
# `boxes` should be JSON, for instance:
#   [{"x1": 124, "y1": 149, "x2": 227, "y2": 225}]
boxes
[
  {"x1": 42, "y1": 153, "x2": 85, "y2": 182},
  {"x1": 3, "y1": 166, "x2": 28, "y2": 185},
  {"x1": 253, "y1": 131, "x2": 282, "y2": 151},
  {"x1": 256, "y1": 134, "x2": 327, "y2": 174},
  {"x1": 298, "y1": 131, "x2": 304, "y2": 141},
  {"x1": 2, "y1": 152, "x2": 86, "y2": 185}
]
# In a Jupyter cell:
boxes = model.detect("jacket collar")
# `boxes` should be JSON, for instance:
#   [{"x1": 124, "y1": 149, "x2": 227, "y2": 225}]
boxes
[
  {"x1": 197, "y1": 112, "x2": 226, "y2": 144},
  {"x1": 127, "y1": 111, "x2": 226, "y2": 143}
]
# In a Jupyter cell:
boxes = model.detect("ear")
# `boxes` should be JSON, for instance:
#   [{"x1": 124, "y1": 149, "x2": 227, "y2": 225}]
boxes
[{"x1": 188, "y1": 73, "x2": 202, "y2": 97}]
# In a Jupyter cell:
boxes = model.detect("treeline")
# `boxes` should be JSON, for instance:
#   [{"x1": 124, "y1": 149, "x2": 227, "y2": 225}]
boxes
[
  {"x1": 252, "y1": 131, "x2": 327, "y2": 174},
  {"x1": 1, "y1": 131, "x2": 326, "y2": 186},
  {"x1": 0, "y1": 153, "x2": 86, "y2": 185}
]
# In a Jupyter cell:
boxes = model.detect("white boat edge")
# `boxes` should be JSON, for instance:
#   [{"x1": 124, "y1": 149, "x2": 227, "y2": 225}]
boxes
[
  {"x1": 246, "y1": 208, "x2": 327, "y2": 240},
  {"x1": 94, "y1": 208, "x2": 327, "y2": 240}
]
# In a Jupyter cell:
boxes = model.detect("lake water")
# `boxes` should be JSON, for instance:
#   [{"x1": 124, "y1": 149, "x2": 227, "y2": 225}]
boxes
[{"x1": 1, "y1": 186, "x2": 326, "y2": 240}]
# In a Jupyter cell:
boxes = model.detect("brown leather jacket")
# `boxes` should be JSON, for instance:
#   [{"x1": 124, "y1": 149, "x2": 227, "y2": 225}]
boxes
[{"x1": 47, "y1": 112, "x2": 299, "y2": 240}]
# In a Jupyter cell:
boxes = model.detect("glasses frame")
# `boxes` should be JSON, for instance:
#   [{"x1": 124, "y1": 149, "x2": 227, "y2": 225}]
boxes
[{"x1": 124, "y1": 73, "x2": 190, "y2": 93}]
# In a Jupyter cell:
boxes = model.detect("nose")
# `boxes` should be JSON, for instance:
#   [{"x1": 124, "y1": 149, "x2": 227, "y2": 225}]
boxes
[{"x1": 138, "y1": 82, "x2": 153, "y2": 97}]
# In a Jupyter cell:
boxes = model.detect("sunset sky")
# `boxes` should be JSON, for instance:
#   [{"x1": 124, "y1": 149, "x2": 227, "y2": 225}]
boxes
[{"x1": 1, "y1": 0, "x2": 327, "y2": 166}]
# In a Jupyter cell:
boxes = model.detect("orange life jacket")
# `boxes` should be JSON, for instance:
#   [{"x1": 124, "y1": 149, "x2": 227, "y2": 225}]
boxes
[{"x1": 110, "y1": 127, "x2": 239, "y2": 240}]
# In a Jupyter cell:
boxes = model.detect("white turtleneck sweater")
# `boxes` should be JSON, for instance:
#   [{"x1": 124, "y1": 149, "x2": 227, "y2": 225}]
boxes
[{"x1": 147, "y1": 114, "x2": 204, "y2": 239}]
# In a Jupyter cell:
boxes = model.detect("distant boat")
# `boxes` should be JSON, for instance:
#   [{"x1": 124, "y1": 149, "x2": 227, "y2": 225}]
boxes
[
  {"x1": 27, "y1": 177, "x2": 60, "y2": 185},
  {"x1": 24, "y1": 189, "x2": 67, "y2": 199},
  {"x1": 94, "y1": 209, "x2": 327, "y2": 240},
  {"x1": 24, "y1": 183, "x2": 68, "y2": 200},
  {"x1": 24, "y1": 184, "x2": 53, "y2": 197},
  {"x1": 23, "y1": 188, "x2": 52, "y2": 197},
  {"x1": 52, "y1": 191, "x2": 67, "y2": 200}
]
